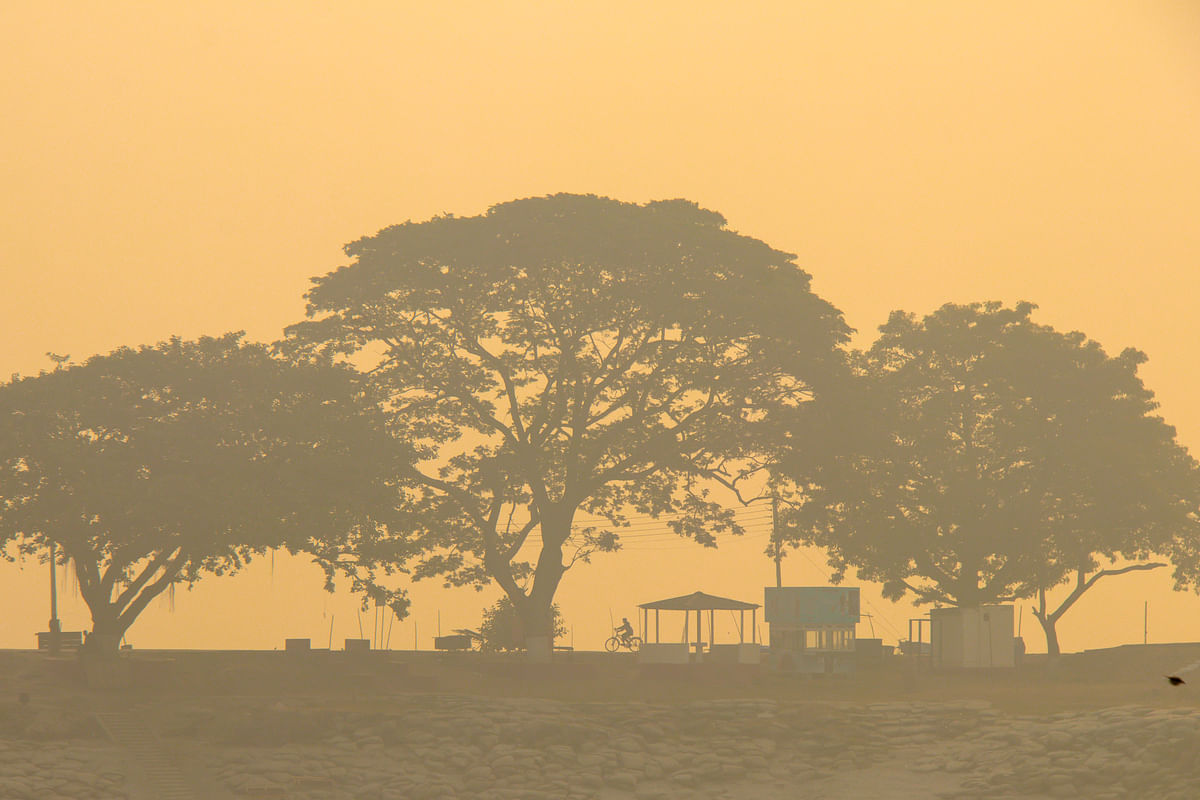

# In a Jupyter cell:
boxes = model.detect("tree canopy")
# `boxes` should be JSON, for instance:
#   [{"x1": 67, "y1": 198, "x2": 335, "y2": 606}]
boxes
[
  {"x1": 780, "y1": 302, "x2": 1200, "y2": 652},
  {"x1": 285, "y1": 193, "x2": 851, "y2": 652},
  {"x1": 0, "y1": 334, "x2": 409, "y2": 651}
]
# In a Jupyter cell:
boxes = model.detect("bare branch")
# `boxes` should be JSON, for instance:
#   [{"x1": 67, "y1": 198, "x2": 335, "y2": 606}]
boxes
[{"x1": 1043, "y1": 561, "x2": 1167, "y2": 624}]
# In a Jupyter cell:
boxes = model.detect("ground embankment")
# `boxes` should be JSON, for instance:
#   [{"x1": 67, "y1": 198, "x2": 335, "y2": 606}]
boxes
[{"x1": 4, "y1": 695, "x2": 1200, "y2": 799}]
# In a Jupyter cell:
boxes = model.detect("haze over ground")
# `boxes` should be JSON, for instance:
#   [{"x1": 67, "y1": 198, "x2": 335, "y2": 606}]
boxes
[{"x1": 2, "y1": 1, "x2": 1199, "y2": 654}]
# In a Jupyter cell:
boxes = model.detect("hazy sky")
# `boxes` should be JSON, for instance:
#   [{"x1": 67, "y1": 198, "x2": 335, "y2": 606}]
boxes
[{"x1": 3, "y1": 1, "x2": 1200, "y2": 654}]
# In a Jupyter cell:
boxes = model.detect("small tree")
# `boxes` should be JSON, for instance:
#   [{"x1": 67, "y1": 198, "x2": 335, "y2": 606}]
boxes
[
  {"x1": 285, "y1": 194, "x2": 850, "y2": 657},
  {"x1": 478, "y1": 597, "x2": 567, "y2": 652},
  {"x1": 781, "y1": 302, "x2": 1200, "y2": 654},
  {"x1": 0, "y1": 334, "x2": 410, "y2": 653}
]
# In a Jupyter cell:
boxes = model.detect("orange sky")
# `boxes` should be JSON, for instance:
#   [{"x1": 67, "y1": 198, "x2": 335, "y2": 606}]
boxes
[{"x1": 3, "y1": 1, "x2": 1200, "y2": 654}]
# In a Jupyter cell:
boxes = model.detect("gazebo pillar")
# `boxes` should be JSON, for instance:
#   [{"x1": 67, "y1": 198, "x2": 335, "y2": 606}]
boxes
[
  {"x1": 740, "y1": 609, "x2": 745, "y2": 644},
  {"x1": 655, "y1": 609, "x2": 660, "y2": 644}
]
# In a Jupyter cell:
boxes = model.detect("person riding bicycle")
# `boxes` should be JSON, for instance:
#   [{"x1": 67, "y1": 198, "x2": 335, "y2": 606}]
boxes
[{"x1": 615, "y1": 617, "x2": 634, "y2": 645}]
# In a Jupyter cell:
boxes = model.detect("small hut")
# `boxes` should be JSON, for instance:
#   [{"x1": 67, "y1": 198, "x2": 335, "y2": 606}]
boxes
[
  {"x1": 764, "y1": 586, "x2": 859, "y2": 674},
  {"x1": 637, "y1": 591, "x2": 761, "y2": 664},
  {"x1": 930, "y1": 605, "x2": 1015, "y2": 668}
]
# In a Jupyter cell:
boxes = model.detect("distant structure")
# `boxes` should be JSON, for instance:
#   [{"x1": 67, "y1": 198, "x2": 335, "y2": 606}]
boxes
[
  {"x1": 764, "y1": 586, "x2": 859, "y2": 674},
  {"x1": 637, "y1": 591, "x2": 761, "y2": 665},
  {"x1": 929, "y1": 605, "x2": 1016, "y2": 668}
]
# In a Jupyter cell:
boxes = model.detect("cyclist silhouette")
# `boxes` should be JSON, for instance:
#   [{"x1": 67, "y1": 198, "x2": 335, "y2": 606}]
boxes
[{"x1": 605, "y1": 617, "x2": 642, "y2": 653}]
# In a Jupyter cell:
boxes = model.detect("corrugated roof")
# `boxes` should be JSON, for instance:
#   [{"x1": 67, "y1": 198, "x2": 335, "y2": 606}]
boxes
[{"x1": 638, "y1": 590, "x2": 760, "y2": 611}]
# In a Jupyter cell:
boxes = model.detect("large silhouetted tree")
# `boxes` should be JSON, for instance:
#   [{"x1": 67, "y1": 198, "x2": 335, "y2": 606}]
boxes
[
  {"x1": 1014, "y1": 323, "x2": 1200, "y2": 655},
  {"x1": 780, "y1": 302, "x2": 1200, "y2": 654},
  {"x1": 0, "y1": 334, "x2": 408, "y2": 653},
  {"x1": 285, "y1": 194, "x2": 849, "y2": 657}
]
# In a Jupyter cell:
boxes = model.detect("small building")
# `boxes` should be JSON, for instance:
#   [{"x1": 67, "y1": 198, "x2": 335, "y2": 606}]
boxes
[
  {"x1": 764, "y1": 586, "x2": 859, "y2": 674},
  {"x1": 930, "y1": 605, "x2": 1015, "y2": 668}
]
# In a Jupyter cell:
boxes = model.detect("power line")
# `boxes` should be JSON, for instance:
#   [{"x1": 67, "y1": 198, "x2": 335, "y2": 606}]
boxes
[
  {"x1": 610, "y1": 521, "x2": 777, "y2": 540},
  {"x1": 571, "y1": 509, "x2": 774, "y2": 532},
  {"x1": 615, "y1": 530, "x2": 776, "y2": 551},
  {"x1": 785, "y1": 543, "x2": 904, "y2": 641},
  {"x1": 512, "y1": 521, "x2": 778, "y2": 548},
  {"x1": 501, "y1": 508, "x2": 777, "y2": 550}
]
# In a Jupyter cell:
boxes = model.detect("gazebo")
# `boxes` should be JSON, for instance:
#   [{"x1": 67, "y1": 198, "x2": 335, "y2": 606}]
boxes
[{"x1": 637, "y1": 591, "x2": 761, "y2": 664}]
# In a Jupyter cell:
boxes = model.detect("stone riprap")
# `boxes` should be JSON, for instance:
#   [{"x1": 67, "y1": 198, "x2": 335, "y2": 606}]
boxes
[
  {"x1": 0, "y1": 740, "x2": 127, "y2": 800},
  {"x1": 190, "y1": 698, "x2": 1200, "y2": 800},
  {"x1": 4, "y1": 698, "x2": 1200, "y2": 798}
]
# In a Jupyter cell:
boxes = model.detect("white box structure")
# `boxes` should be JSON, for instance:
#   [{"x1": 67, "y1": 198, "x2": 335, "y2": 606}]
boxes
[
  {"x1": 638, "y1": 643, "x2": 691, "y2": 664},
  {"x1": 930, "y1": 605, "x2": 1015, "y2": 668},
  {"x1": 707, "y1": 643, "x2": 762, "y2": 664}
]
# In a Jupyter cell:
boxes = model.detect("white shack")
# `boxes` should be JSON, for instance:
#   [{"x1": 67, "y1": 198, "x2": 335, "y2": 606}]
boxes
[{"x1": 930, "y1": 605, "x2": 1015, "y2": 668}]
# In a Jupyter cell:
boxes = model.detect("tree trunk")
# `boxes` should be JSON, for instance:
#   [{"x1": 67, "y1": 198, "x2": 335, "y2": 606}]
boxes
[
  {"x1": 68, "y1": 546, "x2": 188, "y2": 659},
  {"x1": 518, "y1": 600, "x2": 555, "y2": 663},
  {"x1": 1037, "y1": 612, "x2": 1060, "y2": 658},
  {"x1": 83, "y1": 608, "x2": 128, "y2": 658},
  {"x1": 80, "y1": 610, "x2": 134, "y2": 688},
  {"x1": 517, "y1": 524, "x2": 570, "y2": 663}
]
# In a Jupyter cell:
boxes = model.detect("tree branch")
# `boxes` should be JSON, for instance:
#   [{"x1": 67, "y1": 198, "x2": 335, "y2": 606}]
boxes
[
  {"x1": 115, "y1": 548, "x2": 190, "y2": 631},
  {"x1": 111, "y1": 546, "x2": 182, "y2": 614},
  {"x1": 1044, "y1": 561, "x2": 1167, "y2": 624},
  {"x1": 900, "y1": 579, "x2": 953, "y2": 605},
  {"x1": 502, "y1": 516, "x2": 540, "y2": 563}
]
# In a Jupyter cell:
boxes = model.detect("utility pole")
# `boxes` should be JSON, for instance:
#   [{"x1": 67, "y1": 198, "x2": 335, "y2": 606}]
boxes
[
  {"x1": 771, "y1": 490, "x2": 782, "y2": 588},
  {"x1": 48, "y1": 542, "x2": 61, "y2": 653}
]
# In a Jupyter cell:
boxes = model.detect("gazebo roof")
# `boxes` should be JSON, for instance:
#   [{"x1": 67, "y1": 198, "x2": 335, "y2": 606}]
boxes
[{"x1": 638, "y1": 591, "x2": 760, "y2": 611}]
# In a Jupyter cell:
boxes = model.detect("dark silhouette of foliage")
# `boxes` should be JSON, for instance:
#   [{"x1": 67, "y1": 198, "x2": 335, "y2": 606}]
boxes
[
  {"x1": 0, "y1": 334, "x2": 410, "y2": 652},
  {"x1": 478, "y1": 597, "x2": 566, "y2": 652},
  {"x1": 285, "y1": 194, "x2": 850, "y2": 651},
  {"x1": 779, "y1": 302, "x2": 1200, "y2": 654}
]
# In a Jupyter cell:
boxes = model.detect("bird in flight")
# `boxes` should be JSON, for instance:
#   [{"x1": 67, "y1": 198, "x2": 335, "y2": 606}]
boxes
[{"x1": 1166, "y1": 675, "x2": 1186, "y2": 686}]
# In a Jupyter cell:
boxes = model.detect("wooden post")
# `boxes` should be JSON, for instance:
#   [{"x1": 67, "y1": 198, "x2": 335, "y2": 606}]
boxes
[
  {"x1": 740, "y1": 609, "x2": 745, "y2": 644},
  {"x1": 752, "y1": 609, "x2": 757, "y2": 644},
  {"x1": 684, "y1": 609, "x2": 688, "y2": 644},
  {"x1": 655, "y1": 609, "x2": 660, "y2": 643}
]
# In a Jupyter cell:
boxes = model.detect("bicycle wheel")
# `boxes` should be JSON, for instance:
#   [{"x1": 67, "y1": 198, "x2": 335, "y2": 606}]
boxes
[
  {"x1": 604, "y1": 636, "x2": 620, "y2": 653},
  {"x1": 627, "y1": 636, "x2": 642, "y2": 652}
]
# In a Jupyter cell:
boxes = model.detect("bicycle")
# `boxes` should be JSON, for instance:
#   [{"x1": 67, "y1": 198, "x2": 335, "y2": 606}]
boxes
[{"x1": 604, "y1": 632, "x2": 642, "y2": 652}]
